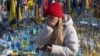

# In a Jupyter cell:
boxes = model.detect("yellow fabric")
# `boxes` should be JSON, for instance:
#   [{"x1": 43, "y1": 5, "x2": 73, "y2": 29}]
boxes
[
  {"x1": 8, "y1": 0, "x2": 16, "y2": 22},
  {"x1": 18, "y1": 7, "x2": 22, "y2": 21},
  {"x1": 11, "y1": 24, "x2": 18, "y2": 29},
  {"x1": 85, "y1": 0, "x2": 89, "y2": 9},
  {"x1": 26, "y1": 0, "x2": 42, "y2": 23},
  {"x1": 26, "y1": 0, "x2": 35, "y2": 17},
  {"x1": 27, "y1": 0, "x2": 33, "y2": 9},
  {"x1": 34, "y1": 4, "x2": 39, "y2": 23}
]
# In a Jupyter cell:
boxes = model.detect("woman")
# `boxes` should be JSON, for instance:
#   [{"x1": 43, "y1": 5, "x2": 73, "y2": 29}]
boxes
[{"x1": 35, "y1": 2, "x2": 78, "y2": 56}]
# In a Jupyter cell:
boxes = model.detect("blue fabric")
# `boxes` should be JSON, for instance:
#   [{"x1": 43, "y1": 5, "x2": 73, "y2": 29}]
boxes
[
  {"x1": 17, "y1": 0, "x2": 22, "y2": 7},
  {"x1": 70, "y1": 0, "x2": 84, "y2": 13},
  {"x1": 37, "y1": 0, "x2": 42, "y2": 8},
  {"x1": 6, "y1": 33, "x2": 11, "y2": 41}
]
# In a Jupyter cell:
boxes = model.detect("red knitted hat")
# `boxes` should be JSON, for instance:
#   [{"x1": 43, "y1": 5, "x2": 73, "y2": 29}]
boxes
[{"x1": 45, "y1": 2, "x2": 63, "y2": 18}]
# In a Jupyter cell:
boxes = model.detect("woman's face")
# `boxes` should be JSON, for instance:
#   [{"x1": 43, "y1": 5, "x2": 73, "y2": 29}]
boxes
[{"x1": 47, "y1": 16, "x2": 59, "y2": 27}]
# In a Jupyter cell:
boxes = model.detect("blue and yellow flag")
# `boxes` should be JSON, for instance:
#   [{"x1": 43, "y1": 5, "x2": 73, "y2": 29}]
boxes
[
  {"x1": 8, "y1": 0, "x2": 18, "y2": 29},
  {"x1": 34, "y1": 0, "x2": 44, "y2": 23},
  {"x1": 8, "y1": 0, "x2": 16, "y2": 22},
  {"x1": 27, "y1": 0, "x2": 35, "y2": 13},
  {"x1": 37, "y1": 0, "x2": 42, "y2": 8},
  {"x1": 18, "y1": 7, "x2": 22, "y2": 21},
  {"x1": 27, "y1": 0, "x2": 34, "y2": 9},
  {"x1": 17, "y1": 0, "x2": 22, "y2": 21},
  {"x1": 34, "y1": 0, "x2": 39, "y2": 23}
]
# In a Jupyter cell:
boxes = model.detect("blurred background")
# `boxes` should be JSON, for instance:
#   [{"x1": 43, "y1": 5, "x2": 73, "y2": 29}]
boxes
[{"x1": 0, "y1": 0, "x2": 100, "y2": 56}]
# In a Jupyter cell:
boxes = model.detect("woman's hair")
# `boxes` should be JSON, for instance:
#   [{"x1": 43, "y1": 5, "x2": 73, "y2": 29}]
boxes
[{"x1": 49, "y1": 18, "x2": 64, "y2": 45}]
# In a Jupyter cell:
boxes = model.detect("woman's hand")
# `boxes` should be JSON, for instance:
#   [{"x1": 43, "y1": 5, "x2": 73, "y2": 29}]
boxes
[{"x1": 36, "y1": 44, "x2": 52, "y2": 52}]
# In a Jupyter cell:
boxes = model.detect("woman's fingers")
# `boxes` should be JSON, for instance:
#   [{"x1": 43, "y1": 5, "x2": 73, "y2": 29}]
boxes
[{"x1": 45, "y1": 46, "x2": 52, "y2": 52}]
